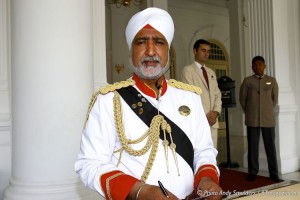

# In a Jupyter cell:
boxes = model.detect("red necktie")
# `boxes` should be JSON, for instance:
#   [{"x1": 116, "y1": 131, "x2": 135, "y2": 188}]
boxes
[{"x1": 201, "y1": 66, "x2": 209, "y2": 88}]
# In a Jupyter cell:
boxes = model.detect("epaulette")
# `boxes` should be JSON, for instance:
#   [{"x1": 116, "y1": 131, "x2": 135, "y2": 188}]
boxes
[
  {"x1": 168, "y1": 79, "x2": 202, "y2": 95},
  {"x1": 99, "y1": 79, "x2": 135, "y2": 94},
  {"x1": 83, "y1": 79, "x2": 135, "y2": 129}
]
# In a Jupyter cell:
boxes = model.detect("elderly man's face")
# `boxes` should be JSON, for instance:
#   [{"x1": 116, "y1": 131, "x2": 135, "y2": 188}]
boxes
[{"x1": 131, "y1": 28, "x2": 169, "y2": 80}]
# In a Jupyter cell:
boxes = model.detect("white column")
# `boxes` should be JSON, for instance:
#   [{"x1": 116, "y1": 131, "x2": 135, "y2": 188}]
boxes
[
  {"x1": 272, "y1": 0, "x2": 299, "y2": 174},
  {"x1": 93, "y1": 0, "x2": 108, "y2": 90},
  {"x1": 0, "y1": 0, "x2": 12, "y2": 198},
  {"x1": 4, "y1": 0, "x2": 100, "y2": 199},
  {"x1": 246, "y1": 0, "x2": 274, "y2": 74},
  {"x1": 243, "y1": 0, "x2": 300, "y2": 174}
]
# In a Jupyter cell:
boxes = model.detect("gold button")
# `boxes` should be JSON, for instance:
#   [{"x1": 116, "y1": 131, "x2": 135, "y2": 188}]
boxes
[
  {"x1": 139, "y1": 108, "x2": 143, "y2": 115},
  {"x1": 139, "y1": 108, "x2": 144, "y2": 115}
]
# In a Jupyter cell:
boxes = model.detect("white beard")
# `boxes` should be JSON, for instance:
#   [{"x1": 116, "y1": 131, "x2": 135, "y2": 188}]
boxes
[{"x1": 129, "y1": 55, "x2": 170, "y2": 80}]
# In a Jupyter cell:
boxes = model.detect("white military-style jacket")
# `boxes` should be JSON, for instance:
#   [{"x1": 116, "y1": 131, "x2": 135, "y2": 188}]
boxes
[{"x1": 75, "y1": 74, "x2": 219, "y2": 199}]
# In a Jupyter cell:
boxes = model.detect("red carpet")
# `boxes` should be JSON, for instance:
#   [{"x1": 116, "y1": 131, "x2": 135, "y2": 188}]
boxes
[{"x1": 219, "y1": 167, "x2": 283, "y2": 193}]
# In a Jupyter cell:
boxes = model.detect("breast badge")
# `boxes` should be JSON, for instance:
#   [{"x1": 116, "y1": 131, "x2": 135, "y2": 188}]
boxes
[{"x1": 178, "y1": 105, "x2": 191, "y2": 116}]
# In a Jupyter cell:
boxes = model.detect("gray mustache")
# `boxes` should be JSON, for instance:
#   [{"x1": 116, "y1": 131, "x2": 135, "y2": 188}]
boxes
[{"x1": 141, "y1": 56, "x2": 161, "y2": 63}]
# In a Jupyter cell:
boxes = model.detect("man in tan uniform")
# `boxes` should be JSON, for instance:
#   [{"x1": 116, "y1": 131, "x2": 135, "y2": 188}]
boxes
[
  {"x1": 181, "y1": 39, "x2": 222, "y2": 148},
  {"x1": 239, "y1": 55, "x2": 280, "y2": 182}
]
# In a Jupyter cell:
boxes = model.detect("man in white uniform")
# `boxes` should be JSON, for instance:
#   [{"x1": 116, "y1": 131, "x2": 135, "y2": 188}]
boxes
[{"x1": 75, "y1": 7, "x2": 222, "y2": 200}]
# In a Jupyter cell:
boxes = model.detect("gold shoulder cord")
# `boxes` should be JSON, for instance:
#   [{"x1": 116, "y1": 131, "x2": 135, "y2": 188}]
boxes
[
  {"x1": 113, "y1": 91, "x2": 174, "y2": 182},
  {"x1": 83, "y1": 79, "x2": 135, "y2": 129},
  {"x1": 168, "y1": 79, "x2": 202, "y2": 95},
  {"x1": 83, "y1": 79, "x2": 181, "y2": 182}
]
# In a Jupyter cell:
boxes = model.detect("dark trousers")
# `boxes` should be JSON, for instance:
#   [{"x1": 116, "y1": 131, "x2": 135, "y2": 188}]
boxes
[{"x1": 247, "y1": 127, "x2": 278, "y2": 176}]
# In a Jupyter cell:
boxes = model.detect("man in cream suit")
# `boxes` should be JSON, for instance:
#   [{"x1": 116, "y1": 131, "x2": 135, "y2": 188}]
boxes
[{"x1": 181, "y1": 39, "x2": 222, "y2": 148}]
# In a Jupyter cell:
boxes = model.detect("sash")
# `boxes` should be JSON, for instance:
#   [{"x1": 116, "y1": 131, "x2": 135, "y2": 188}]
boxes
[{"x1": 117, "y1": 86, "x2": 194, "y2": 172}]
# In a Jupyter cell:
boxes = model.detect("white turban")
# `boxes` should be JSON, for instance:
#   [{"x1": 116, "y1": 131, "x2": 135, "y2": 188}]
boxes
[{"x1": 125, "y1": 7, "x2": 174, "y2": 49}]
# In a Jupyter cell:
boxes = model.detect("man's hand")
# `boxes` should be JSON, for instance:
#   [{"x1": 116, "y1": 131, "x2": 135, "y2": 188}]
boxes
[
  {"x1": 206, "y1": 111, "x2": 219, "y2": 126},
  {"x1": 196, "y1": 177, "x2": 222, "y2": 200},
  {"x1": 126, "y1": 182, "x2": 178, "y2": 200}
]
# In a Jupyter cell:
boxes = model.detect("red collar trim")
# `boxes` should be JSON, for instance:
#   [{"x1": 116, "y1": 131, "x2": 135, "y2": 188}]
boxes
[{"x1": 132, "y1": 74, "x2": 167, "y2": 99}]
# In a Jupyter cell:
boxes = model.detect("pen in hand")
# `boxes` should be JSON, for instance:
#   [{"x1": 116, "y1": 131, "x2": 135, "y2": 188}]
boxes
[{"x1": 158, "y1": 180, "x2": 170, "y2": 198}]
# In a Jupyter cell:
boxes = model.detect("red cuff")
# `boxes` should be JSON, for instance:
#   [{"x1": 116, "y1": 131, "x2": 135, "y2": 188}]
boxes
[
  {"x1": 100, "y1": 170, "x2": 138, "y2": 200},
  {"x1": 194, "y1": 164, "x2": 219, "y2": 196}
]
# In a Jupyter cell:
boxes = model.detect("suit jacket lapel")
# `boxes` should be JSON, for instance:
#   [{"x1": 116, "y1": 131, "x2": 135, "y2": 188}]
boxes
[{"x1": 192, "y1": 63, "x2": 209, "y2": 89}]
